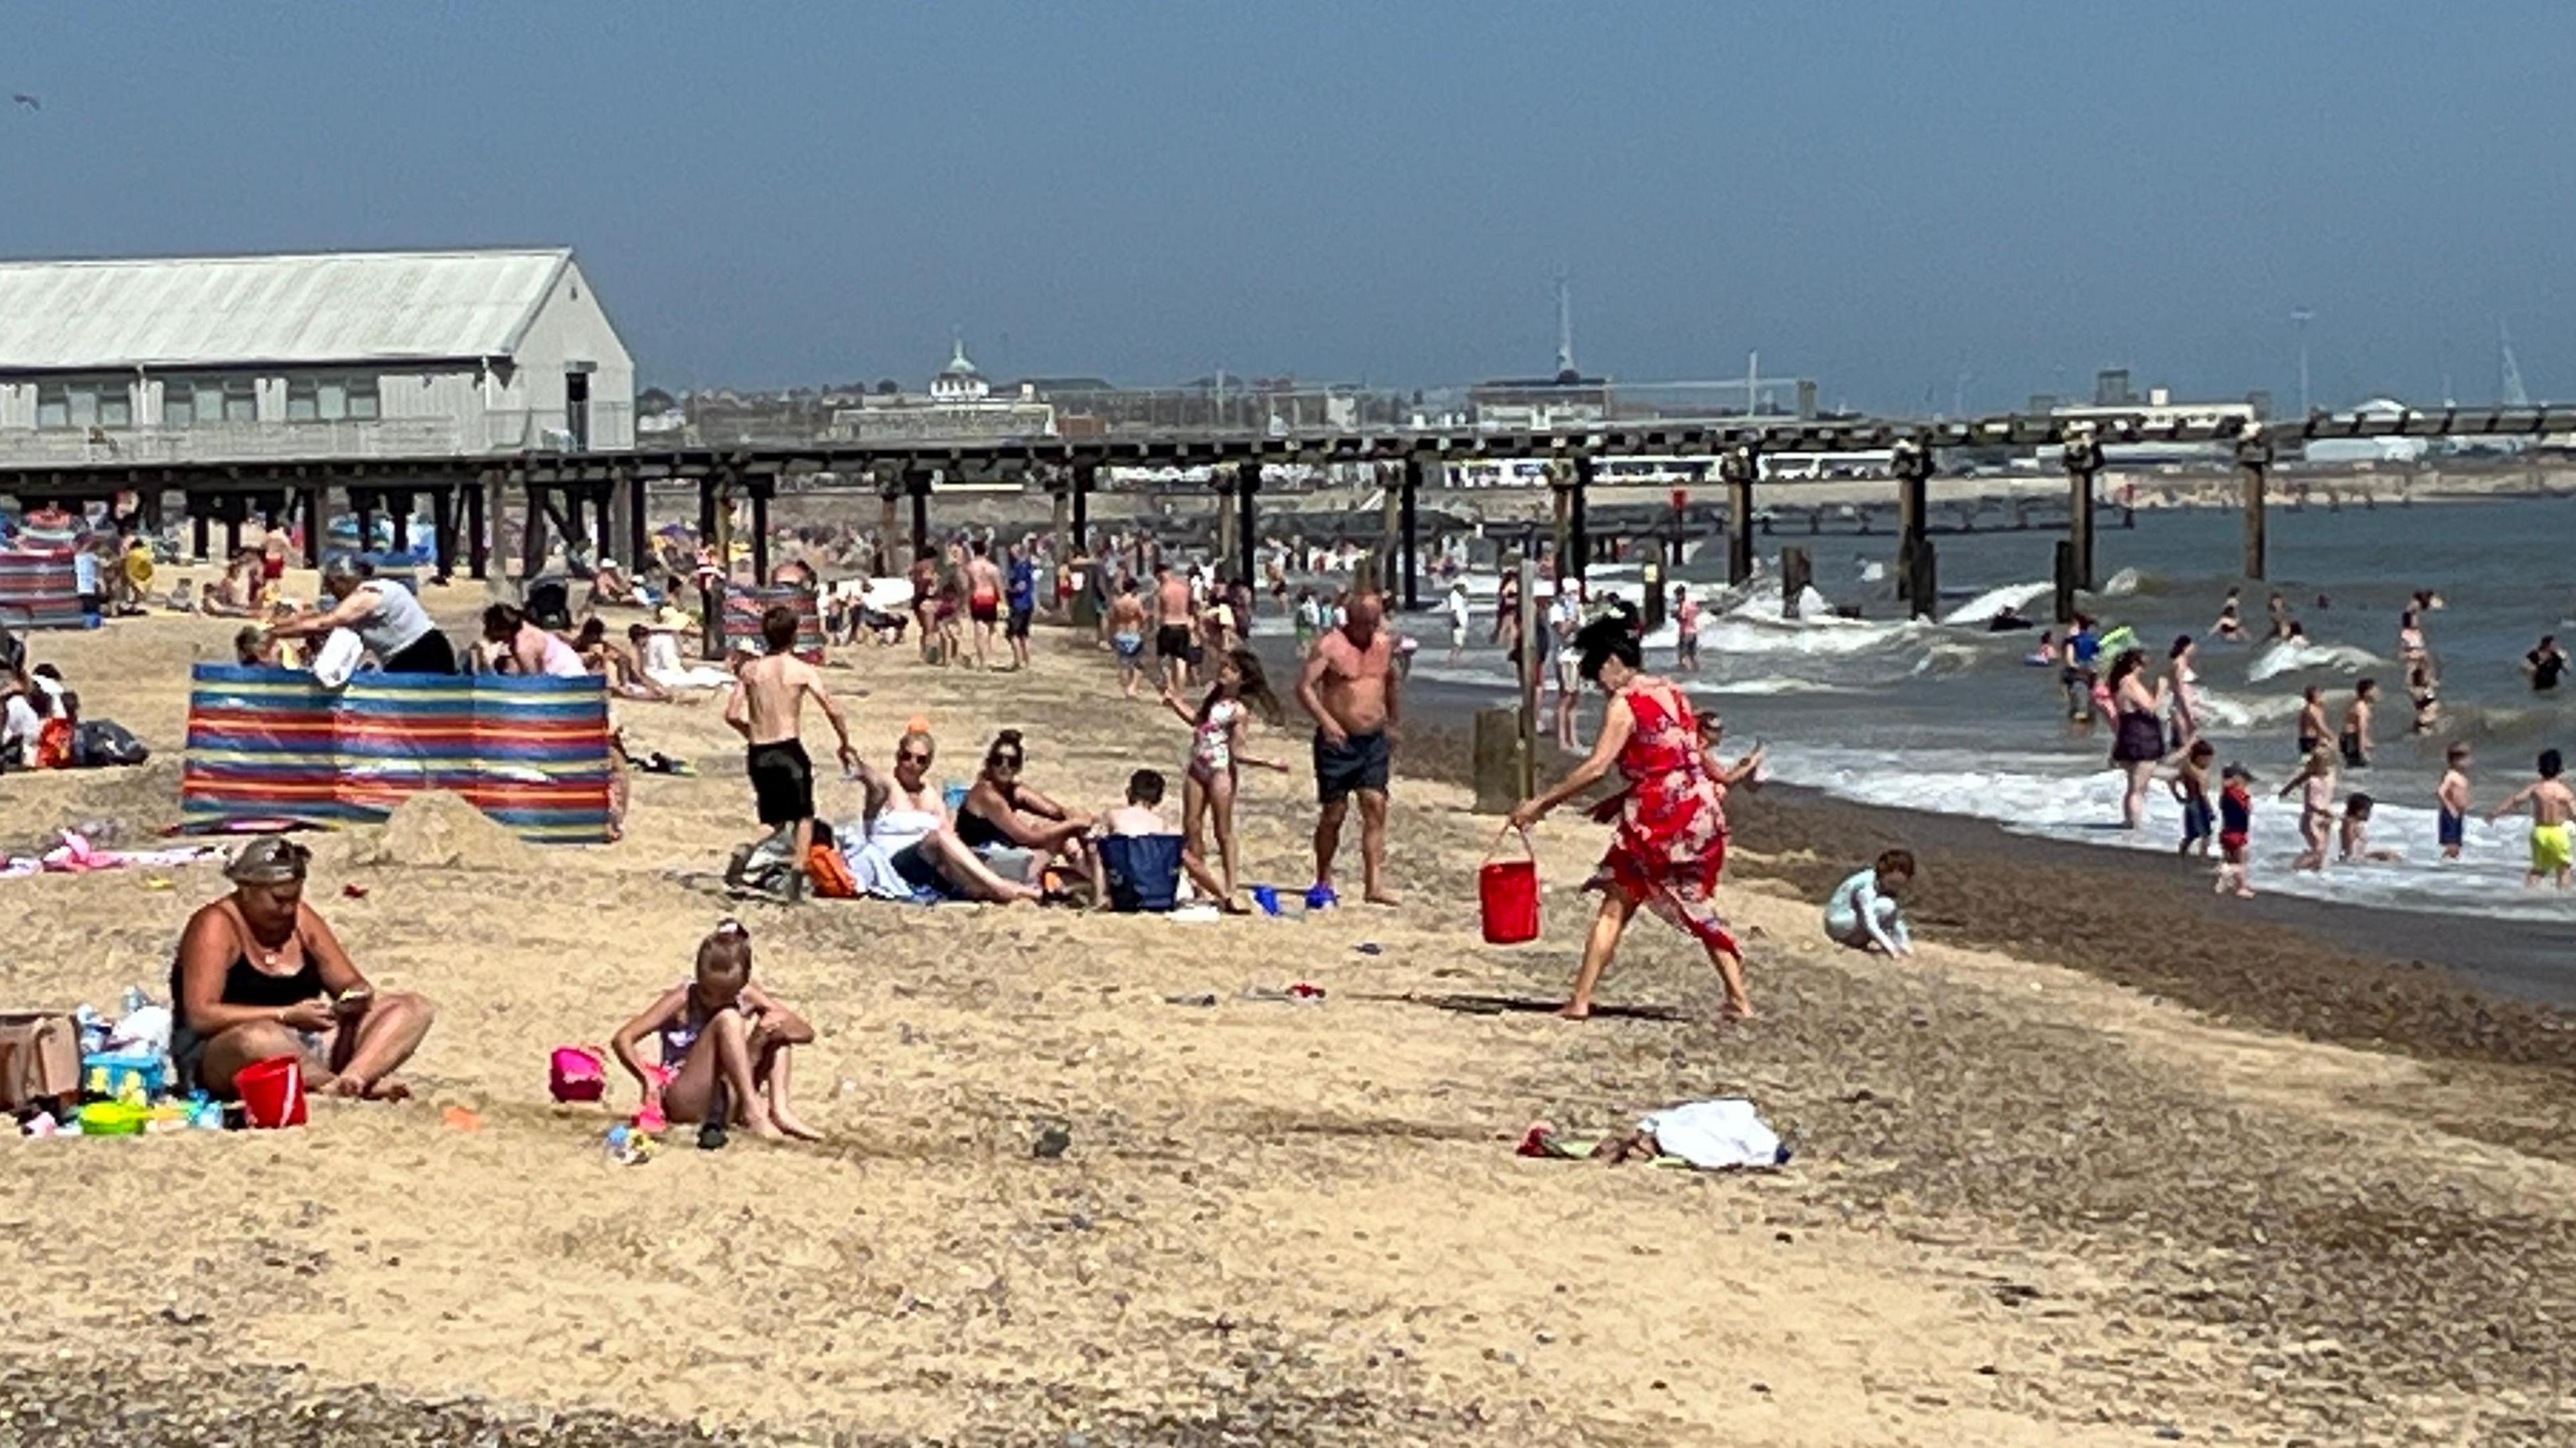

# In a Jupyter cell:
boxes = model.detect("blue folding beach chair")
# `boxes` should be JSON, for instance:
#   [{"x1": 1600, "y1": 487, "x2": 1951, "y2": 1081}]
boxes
[{"x1": 1098, "y1": 833, "x2": 1184, "y2": 913}]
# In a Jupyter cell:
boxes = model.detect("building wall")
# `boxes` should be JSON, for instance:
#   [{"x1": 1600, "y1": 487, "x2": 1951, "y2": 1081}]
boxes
[
  {"x1": 498, "y1": 259, "x2": 636, "y2": 451},
  {"x1": 0, "y1": 255, "x2": 637, "y2": 463}
]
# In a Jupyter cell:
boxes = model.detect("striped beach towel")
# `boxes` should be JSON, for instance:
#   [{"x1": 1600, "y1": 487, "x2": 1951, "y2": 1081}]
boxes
[
  {"x1": 180, "y1": 665, "x2": 614, "y2": 843},
  {"x1": 722, "y1": 585, "x2": 824, "y2": 662},
  {"x1": 0, "y1": 551, "x2": 87, "y2": 630}
]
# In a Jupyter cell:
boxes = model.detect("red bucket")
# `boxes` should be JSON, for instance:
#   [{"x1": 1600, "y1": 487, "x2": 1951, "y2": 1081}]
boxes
[
  {"x1": 235, "y1": 1054, "x2": 309, "y2": 1129},
  {"x1": 1479, "y1": 828, "x2": 1542, "y2": 945}
]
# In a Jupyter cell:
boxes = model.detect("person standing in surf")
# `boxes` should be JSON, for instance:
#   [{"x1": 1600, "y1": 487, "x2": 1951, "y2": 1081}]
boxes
[
  {"x1": 2295, "y1": 685, "x2": 2330, "y2": 763},
  {"x1": 2165, "y1": 634, "x2": 2202, "y2": 750},
  {"x1": 1509, "y1": 615, "x2": 1752, "y2": 1022},
  {"x1": 2488, "y1": 749, "x2": 2576, "y2": 889},
  {"x1": 2338, "y1": 679, "x2": 2378, "y2": 770},
  {"x1": 2106, "y1": 649, "x2": 2167, "y2": 830}
]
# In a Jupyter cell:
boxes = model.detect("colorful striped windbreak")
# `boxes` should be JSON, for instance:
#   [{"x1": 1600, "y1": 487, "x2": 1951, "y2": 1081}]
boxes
[
  {"x1": 722, "y1": 584, "x2": 824, "y2": 662},
  {"x1": 0, "y1": 551, "x2": 86, "y2": 630},
  {"x1": 182, "y1": 665, "x2": 614, "y2": 843}
]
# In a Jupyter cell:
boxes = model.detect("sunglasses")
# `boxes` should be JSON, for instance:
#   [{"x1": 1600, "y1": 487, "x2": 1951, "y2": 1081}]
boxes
[
  {"x1": 987, "y1": 753, "x2": 1023, "y2": 769},
  {"x1": 898, "y1": 750, "x2": 932, "y2": 766}
]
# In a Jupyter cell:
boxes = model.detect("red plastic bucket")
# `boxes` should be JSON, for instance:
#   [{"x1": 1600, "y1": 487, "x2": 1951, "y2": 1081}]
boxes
[
  {"x1": 235, "y1": 1054, "x2": 309, "y2": 1129},
  {"x1": 1479, "y1": 828, "x2": 1542, "y2": 945}
]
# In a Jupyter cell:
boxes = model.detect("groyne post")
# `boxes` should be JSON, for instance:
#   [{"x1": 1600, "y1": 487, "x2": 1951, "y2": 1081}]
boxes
[
  {"x1": 1780, "y1": 545, "x2": 1812, "y2": 616},
  {"x1": 2235, "y1": 431, "x2": 2271, "y2": 581},
  {"x1": 1724, "y1": 444, "x2": 1757, "y2": 586},
  {"x1": 1892, "y1": 437, "x2": 1932, "y2": 609},
  {"x1": 2061, "y1": 424, "x2": 2102, "y2": 592},
  {"x1": 2053, "y1": 540, "x2": 2078, "y2": 624},
  {"x1": 748, "y1": 478, "x2": 772, "y2": 584}
]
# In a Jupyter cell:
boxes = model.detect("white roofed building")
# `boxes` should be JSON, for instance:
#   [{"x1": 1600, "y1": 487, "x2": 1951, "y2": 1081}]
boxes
[
  {"x1": 830, "y1": 337, "x2": 1056, "y2": 445},
  {"x1": 0, "y1": 247, "x2": 634, "y2": 464}
]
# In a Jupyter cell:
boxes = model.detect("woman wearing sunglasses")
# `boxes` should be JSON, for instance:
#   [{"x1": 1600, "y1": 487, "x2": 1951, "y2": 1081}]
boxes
[
  {"x1": 846, "y1": 729, "x2": 1042, "y2": 905},
  {"x1": 957, "y1": 729, "x2": 1094, "y2": 893}
]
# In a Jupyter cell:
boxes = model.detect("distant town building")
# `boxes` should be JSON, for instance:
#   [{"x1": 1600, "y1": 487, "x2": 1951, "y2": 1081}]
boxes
[
  {"x1": 830, "y1": 339, "x2": 1056, "y2": 445},
  {"x1": 0, "y1": 247, "x2": 633, "y2": 465},
  {"x1": 1467, "y1": 369, "x2": 1612, "y2": 431}
]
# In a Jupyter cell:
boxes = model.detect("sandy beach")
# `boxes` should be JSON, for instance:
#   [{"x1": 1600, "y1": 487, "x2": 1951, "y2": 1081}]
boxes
[{"x1": 5, "y1": 588, "x2": 2573, "y2": 1446}]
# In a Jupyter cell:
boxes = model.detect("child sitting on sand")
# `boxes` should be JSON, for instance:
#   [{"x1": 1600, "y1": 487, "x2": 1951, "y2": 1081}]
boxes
[
  {"x1": 1823, "y1": 849, "x2": 1915, "y2": 957},
  {"x1": 610, "y1": 920, "x2": 818, "y2": 1141}
]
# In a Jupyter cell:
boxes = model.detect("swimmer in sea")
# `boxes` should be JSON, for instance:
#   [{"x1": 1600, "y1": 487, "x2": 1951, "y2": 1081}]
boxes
[
  {"x1": 2436, "y1": 743, "x2": 2471, "y2": 861},
  {"x1": 2295, "y1": 685, "x2": 2328, "y2": 762},
  {"x1": 2211, "y1": 587, "x2": 2244, "y2": 642},
  {"x1": 2265, "y1": 592, "x2": 2296, "y2": 641},
  {"x1": 2487, "y1": 748, "x2": 2576, "y2": 889},
  {"x1": 2337, "y1": 678, "x2": 2377, "y2": 770}
]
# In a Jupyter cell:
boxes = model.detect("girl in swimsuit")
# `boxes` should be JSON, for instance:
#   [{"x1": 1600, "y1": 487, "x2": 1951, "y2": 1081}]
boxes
[
  {"x1": 1158, "y1": 649, "x2": 1289, "y2": 911},
  {"x1": 2279, "y1": 748, "x2": 2337, "y2": 871},
  {"x1": 610, "y1": 920, "x2": 818, "y2": 1141}
]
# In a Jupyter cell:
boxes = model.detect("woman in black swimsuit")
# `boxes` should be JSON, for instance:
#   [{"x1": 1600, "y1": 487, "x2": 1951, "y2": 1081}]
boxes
[
  {"x1": 957, "y1": 729, "x2": 1094, "y2": 891},
  {"x1": 2105, "y1": 648, "x2": 2169, "y2": 831},
  {"x1": 170, "y1": 838, "x2": 436, "y2": 1100}
]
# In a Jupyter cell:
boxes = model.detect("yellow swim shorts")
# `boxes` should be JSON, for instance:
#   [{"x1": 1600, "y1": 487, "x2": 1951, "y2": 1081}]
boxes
[{"x1": 2532, "y1": 822, "x2": 2573, "y2": 875}]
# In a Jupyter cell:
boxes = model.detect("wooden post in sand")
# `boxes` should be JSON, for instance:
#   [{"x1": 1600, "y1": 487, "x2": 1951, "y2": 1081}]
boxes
[
  {"x1": 1237, "y1": 459, "x2": 1262, "y2": 587},
  {"x1": 466, "y1": 476, "x2": 490, "y2": 581},
  {"x1": 1724, "y1": 444, "x2": 1758, "y2": 586},
  {"x1": 1070, "y1": 460, "x2": 1094, "y2": 555},
  {"x1": 1399, "y1": 454, "x2": 1424, "y2": 612},
  {"x1": 747, "y1": 478, "x2": 772, "y2": 585},
  {"x1": 2235, "y1": 431, "x2": 2271, "y2": 581},
  {"x1": 430, "y1": 486, "x2": 455, "y2": 581}
]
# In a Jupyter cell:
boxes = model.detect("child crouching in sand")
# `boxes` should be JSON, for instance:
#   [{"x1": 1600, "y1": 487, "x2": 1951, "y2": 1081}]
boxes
[{"x1": 610, "y1": 921, "x2": 818, "y2": 1141}]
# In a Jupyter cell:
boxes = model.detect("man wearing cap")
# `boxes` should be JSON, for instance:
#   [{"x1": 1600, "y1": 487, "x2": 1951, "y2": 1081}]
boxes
[
  {"x1": 170, "y1": 838, "x2": 436, "y2": 1100},
  {"x1": 269, "y1": 556, "x2": 457, "y2": 675}
]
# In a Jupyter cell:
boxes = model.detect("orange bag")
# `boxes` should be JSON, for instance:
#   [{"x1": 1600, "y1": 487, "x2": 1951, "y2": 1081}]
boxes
[{"x1": 806, "y1": 844, "x2": 859, "y2": 899}]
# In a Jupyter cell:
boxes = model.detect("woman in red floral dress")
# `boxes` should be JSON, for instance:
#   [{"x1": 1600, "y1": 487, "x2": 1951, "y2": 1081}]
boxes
[{"x1": 1510, "y1": 615, "x2": 1758, "y2": 1019}]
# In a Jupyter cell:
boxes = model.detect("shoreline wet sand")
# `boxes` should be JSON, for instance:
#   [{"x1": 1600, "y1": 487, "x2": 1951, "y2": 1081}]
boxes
[{"x1": 5, "y1": 602, "x2": 2573, "y2": 1445}]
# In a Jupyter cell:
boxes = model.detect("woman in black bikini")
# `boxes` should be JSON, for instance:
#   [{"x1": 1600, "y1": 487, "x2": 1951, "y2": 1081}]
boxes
[
  {"x1": 956, "y1": 729, "x2": 1093, "y2": 891},
  {"x1": 2105, "y1": 648, "x2": 2169, "y2": 831},
  {"x1": 170, "y1": 838, "x2": 436, "y2": 1100}
]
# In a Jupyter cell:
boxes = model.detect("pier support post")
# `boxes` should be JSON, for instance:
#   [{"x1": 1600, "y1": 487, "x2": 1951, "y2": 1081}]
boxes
[
  {"x1": 1721, "y1": 443, "x2": 1762, "y2": 582},
  {"x1": 703, "y1": 469, "x2": 735, "y2": 661},
  {"x1": 906, "y1": 468, "x2": 932, "y2": 563},
  {"x1": 748, "y1": 479, "x2": 772, "y2": 585},
  {"x1": 874, "y1": 472, "x2": 900, "y2": 577},
  {"x1": 430, "y1": 486, "x2": 455, "y2": 582},
  {"x1": 1238, "y1": 459, "x2": 1261, "y2": 588},
  {"x1": 1892, "y1": 438, "x2": 1932, "y2": 608},
  {"x1": 627, "y1": 472, "x2": 649, "y2": 576},
  {"x1": 2061, "y1": 425, "x2": 2102, "y2": 592},
  {"x1": 519, "y1": 484, "x2": 549, "y2": 581},
  {"x1": 223, "y1": 510, "x2": 243, "y2": 560},
  {"x1": 388, "y1": 492, "x2": 411, "y2": 555},
  {"x1": 2235, "y1": 432, "x2": 2271, "y2": 581},
  {"x1": 354, "y1": 492, "x2": 377, "y2": 557},
  {"x1": 590, "y1": 488, "x2": 613, "y2": 568},
  {"x1": 1071, "y1": 461, "x2": 1094, "y2": 555},
  {"x1": 1568, "y1": 451, "x2": 1593, "y2": 588},
  {"x1": 466, "y1": 481, "x2": 488, "y2": 580},
  {"x1": 191, "y1": 504, "x2": 209, "y2": 562},
  {"x1": 1400, "y1": 454, "x2": 1424, "y2": 612},
  {"x1": 2053, "y1": 541, "x2": 2078, "y2": 624}
]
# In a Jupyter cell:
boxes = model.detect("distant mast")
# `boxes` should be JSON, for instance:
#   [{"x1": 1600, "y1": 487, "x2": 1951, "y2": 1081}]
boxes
[{"x1": 1553, "y1": 270, "x2": 1575, "y2": 379}]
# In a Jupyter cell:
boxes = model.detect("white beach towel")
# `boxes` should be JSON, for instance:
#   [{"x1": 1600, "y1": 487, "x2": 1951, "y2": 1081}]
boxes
[{"x1": 1638, "y1": 1098, "x2": 1787, "y2": 1170}]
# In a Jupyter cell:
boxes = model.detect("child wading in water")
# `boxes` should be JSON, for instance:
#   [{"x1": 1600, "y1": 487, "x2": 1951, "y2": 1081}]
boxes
[
  {"x1": 610, "y1": 921, "x2": 819, "y2": 1141},
  {"x1": 2215, "y1": 763, "x2": 2255, "y2": 897},
  {"x1": 1159, "y1": 647, "x2": 1289, "y2": 911},
  {"x1": 2280, "y1": 748, "x2": 2337, "y2": 872},
  {"x1": 2169, "y1": 738, "x2": 2216, "y2": 858},
  {"x1": 2436, "y1": 743, "x2": 2473, "y2": 860},
  {"x1": 2488, "y1": 748, "x2": 2576, "y2": 889}
]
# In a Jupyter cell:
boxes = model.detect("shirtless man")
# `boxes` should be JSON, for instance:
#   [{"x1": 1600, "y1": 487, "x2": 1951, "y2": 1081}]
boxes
[
  {"x1": 2338, "y1": 678, "x2": 2377, "y2": 770},
  {"x1": 2489, "y1": 748, "x2": 2576, "y2": 889},
  {"x1": 1296, "y1": 591, "x2": 1401, "y2": 905},
  {"x1": 1154, "y1": 564, "x2": 1196, "y2": 696},
  {"x1": 723, "y1": 606, "x2": 861, "y2": 902},
  {"x1": 963, "y1": 538, "x2": 1006, "y2": 670}
]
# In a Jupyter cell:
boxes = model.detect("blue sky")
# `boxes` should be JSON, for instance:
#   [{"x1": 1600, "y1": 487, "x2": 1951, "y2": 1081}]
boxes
[{"x1": 3, "y1": 3, "x2": 2570, "y2": 410}]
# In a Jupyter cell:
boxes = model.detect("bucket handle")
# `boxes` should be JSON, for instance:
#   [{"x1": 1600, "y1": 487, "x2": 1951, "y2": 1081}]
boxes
[{"x1": 1483, "y1": 824, "x2": 1536, "y2": 865}]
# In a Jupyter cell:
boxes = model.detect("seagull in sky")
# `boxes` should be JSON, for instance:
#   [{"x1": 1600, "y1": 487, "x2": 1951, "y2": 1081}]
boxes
[{"x1": 9, "y1": 95, "x2": 38, "y2": 111}]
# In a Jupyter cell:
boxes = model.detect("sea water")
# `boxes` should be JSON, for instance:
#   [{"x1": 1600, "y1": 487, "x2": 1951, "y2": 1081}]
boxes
[{"x1": 1357, "y1": 491, "x2": 2576, "y2": 927}]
